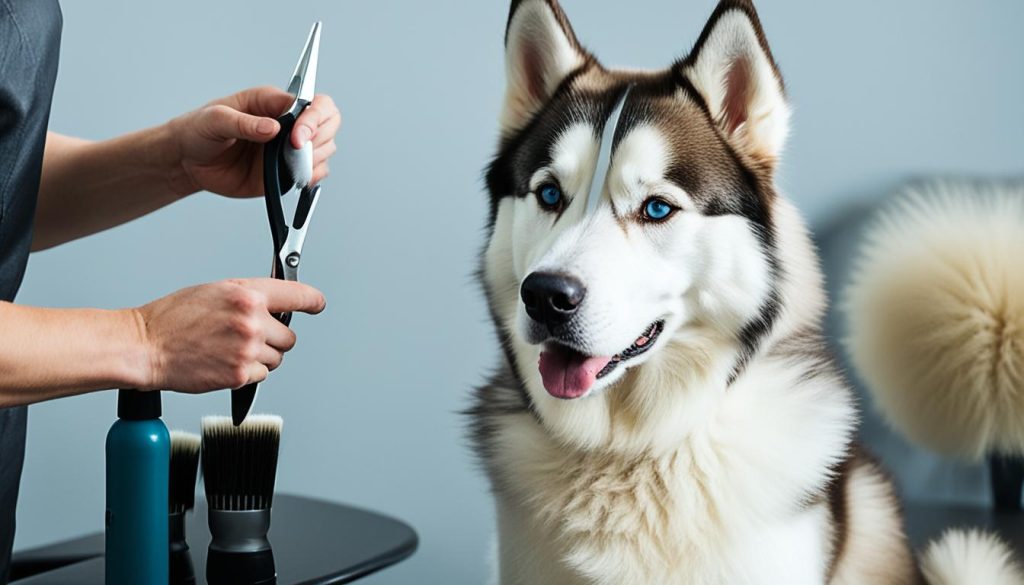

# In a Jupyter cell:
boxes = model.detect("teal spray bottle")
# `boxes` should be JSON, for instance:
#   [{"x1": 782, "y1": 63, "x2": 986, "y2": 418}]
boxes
[{"x1": 105, "y1": 389, "x2": 169, "y2": 584}]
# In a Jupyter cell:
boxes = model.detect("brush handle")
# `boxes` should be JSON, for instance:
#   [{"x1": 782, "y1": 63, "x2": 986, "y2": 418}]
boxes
[
  {"x1": 207, "y1": 509, "x2": 275, "y2": 585},
  {"x1": 206, "y1": 548, "x2": 276, "y2": 585},
  {"x1": 169, "y1": 512, "x2": 195, "y2": 585},
  {"x1": 208, "y1": 509, "x2": 272, "y2": 553}
]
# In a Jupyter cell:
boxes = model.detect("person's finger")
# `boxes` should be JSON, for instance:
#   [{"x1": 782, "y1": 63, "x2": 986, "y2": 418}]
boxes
[
  {"x1": 311, "y1": 162, "x2": 329, "y2": 186},
  {"x1": 242, "y1": 362, "x2": 270, "y2": 387},
  {"x1": 237, "y1": 278, "x2": 327, "y2": 315},
  {"x1": 313, "y1": 110, "x2": 341, "y2": 148},
  {"x1": 257, "y1": 344, "x2": 285, "y2": 371},
  {"x1": 292, "y1": 94, "x2": 337, "y2": 149},
  {"x1": 203, "y1": 104, "x2": 280, "y2": 143},
  {"x1": 222, "y1": 86, "x2": 294, "y2": 119},
  {"x1": 313, "y1": 140, "x2": 337, "y2": 167},
  {"x1": 260, "y1": 312, "x2": 297, "y2": 352}
]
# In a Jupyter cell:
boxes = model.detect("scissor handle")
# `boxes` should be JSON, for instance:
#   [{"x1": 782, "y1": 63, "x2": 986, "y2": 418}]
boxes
[{"x1": 262, "y1": 111, "x2": 301, "y2": 251}]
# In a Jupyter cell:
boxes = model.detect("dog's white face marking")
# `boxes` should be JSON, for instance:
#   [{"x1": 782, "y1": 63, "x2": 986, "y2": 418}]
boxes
[
  {"x1": 485, "y1": 118, "x2": 772, "y2": 412},
  {"x1": 518, "y1": 125, "x2": 687, "y2": 360}
]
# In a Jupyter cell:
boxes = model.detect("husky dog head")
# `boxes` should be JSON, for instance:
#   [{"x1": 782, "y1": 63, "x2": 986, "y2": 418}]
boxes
[{"x1": 482, "y1": 0, "x2": 824, "y2": 452}]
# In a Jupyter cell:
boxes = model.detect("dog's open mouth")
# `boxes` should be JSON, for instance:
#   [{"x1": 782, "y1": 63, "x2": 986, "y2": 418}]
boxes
[{"x1": 538, "y1": 320, "x2": 665, "y2": 400}]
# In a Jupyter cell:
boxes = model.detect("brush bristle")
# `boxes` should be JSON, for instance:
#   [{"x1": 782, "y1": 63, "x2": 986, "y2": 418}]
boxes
[
  {"x1": 201, "y1": 415, "x2": 282, "y2": 511},
  {"x1": 844, "y1": 179, "x2": 1024, "y2": 459},
  {"x1": 170, "y1": 430, "x2": 201, "y2": 514}
]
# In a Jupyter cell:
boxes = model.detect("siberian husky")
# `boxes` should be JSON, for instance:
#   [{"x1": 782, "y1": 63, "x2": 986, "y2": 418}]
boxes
[{"x1": 467, "y1": 0, "x2": 1022, "y2": 583}]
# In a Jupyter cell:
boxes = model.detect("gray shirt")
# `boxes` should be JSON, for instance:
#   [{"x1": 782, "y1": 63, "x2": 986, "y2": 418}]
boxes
[{"x1": 0, "y1": 0, "x2": 62, "y2": 581}]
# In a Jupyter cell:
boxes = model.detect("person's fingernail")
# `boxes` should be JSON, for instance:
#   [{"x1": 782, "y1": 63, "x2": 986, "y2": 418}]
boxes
[
  {"x1": 257, "y1": 118, "x2": 276, "y2": 135},
  {"x1": 298, "y1": 126, "x2": 313, "y2": 146}
]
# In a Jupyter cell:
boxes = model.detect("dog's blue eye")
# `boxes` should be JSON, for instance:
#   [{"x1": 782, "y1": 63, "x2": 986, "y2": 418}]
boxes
[
  {"x1": 538, "y1": 183, "x2": 563, "y2": 209},
  {"x1": 643, "y1": 198, "x2": 674, "y2": 221}
]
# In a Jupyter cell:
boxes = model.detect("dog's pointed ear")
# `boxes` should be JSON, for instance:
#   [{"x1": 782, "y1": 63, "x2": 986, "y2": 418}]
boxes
[
  {"x1": 680, "y1": 1, "x2": 789, "y2": 168},
  {"x1": 501, "y1": 0, "x2": 591, "y2": 134}
]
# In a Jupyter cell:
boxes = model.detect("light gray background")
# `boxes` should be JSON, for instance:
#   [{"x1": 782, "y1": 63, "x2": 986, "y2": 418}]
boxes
[{"x1": 13, "y1": 1, "x2": 1024, "y2": 583}]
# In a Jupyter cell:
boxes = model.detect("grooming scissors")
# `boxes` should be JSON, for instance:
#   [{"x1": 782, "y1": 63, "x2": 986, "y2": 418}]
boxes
[{"x1": 232, "y1": 22, "x2": 323, "y2": 425}]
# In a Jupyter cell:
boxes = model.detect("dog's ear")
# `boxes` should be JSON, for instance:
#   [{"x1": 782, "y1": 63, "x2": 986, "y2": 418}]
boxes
[
  {"x1": 680, "y1": 1, "x2": 789, "y2": 168},
  {"x1": 501, "y1": 0, "x2": 591, "y2": 134}
]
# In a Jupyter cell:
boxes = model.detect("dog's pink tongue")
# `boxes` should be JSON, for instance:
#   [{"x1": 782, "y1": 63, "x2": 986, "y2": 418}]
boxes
[{"x1": 538, "y1": 347, "x2": 612, "y2": 399}]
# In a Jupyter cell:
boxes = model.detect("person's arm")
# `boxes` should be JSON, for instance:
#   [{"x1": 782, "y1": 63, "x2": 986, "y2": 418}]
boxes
[
  {"x1": 33, "y1": 129, "x2": 184, "y2": 250},
  {"x1": 33, "y1": 87, "x2": 340, "y2": 251},
  {"x1": 0, "y1": 278, "x2": 325, "y2": 408},
  {"x1": 0, "y1": 303, "x2": 147, "y2": 405}
]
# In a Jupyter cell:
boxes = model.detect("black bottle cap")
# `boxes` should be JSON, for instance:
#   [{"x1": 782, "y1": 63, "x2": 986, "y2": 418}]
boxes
[{"x1": 117, "y1": 389, "x2": 162, "y2": 420}]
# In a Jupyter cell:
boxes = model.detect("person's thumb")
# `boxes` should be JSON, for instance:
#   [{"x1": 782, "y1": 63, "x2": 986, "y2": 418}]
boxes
[{"x1": 204, "y1": 104, "x2": 280, "y2": 143}]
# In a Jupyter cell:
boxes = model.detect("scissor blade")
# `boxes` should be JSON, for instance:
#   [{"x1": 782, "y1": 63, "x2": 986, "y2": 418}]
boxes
[
  {"x1": 287, "y1": 21, "x2": 321, "y2": 103},
  {"x1": 231, "y1": 385, "x2": 258, "y2": 426}
]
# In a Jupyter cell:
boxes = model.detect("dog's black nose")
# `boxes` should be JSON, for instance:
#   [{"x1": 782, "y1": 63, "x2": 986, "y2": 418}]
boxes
[{"x1": 521, "y1": 272, "x2": 586, "y2": 327}]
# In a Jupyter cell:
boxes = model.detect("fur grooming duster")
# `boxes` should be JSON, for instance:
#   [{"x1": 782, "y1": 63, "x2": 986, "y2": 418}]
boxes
[
  {"x1": 922, "y1": 529, "x2": 1023, "y2": 585},
  {"x1": 844, "y1": 179, "x2": 1024, "y2": 460}
]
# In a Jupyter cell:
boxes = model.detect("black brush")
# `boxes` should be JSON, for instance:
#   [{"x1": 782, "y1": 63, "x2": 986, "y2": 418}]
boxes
[
  {"x1": 170, "y1": 430, "x2": 201, "y2": 515},
  {"x1": 201, "y1": 415, "x2": 282, "y2": 585},
  {"x1": 169, "y1": 430, "x2": 201, "y2": 585}
]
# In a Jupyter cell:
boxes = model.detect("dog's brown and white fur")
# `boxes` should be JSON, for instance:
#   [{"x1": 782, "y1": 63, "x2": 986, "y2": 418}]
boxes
[{"x1": 468, "y1": 1, "x2": 1021, "y2": 583}]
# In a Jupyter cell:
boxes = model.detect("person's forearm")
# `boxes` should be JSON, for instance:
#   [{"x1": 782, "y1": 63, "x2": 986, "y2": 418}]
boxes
[
  {"x1": 0, "y1": 301, "x2": 149, "y2": 407},
  {"x1": 33, "y1": 128, "x2": 192, "y2": 251}
]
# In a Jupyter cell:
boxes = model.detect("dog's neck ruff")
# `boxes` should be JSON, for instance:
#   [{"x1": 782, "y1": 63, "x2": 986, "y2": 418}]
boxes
[{"x1": 585, "y1": 85, "x2": 632, "y2": 215}]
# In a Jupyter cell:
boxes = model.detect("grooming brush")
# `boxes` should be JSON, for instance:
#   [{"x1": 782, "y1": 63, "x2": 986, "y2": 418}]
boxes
[
  {"x1": 169, "y1": 431, "x2": 201, "y2": 585},
  {"x1": 201, "y1": 415, "x2": 282, "y2": 585}
]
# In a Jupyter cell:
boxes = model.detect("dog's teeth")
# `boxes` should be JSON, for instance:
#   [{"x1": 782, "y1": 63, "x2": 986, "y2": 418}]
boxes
[{"x1": 606, "y1": 322, "x2": 662, "y2": 366}]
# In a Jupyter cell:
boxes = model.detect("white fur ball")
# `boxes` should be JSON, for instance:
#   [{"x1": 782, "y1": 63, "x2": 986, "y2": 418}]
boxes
[
  {"x1": 843, "y1": 180, "x2": 1024, "y2": 460},
  {"x1": 922, "y1": 529, "x2": 1023, "y2": 585},
  {"x1": 283, "y1": 140, "x2": 314, "y2": 188}
]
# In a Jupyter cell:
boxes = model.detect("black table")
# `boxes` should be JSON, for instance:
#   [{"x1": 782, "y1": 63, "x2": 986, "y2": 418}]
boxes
[{"x1": 12, "y1": 494, "x2": 417, "y2": 584}]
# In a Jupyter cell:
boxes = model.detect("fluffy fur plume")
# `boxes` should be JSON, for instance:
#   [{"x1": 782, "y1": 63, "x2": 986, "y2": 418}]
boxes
[
  {"x1": 922, "y1": 529, "x2": 1024, "y2": 585},
  {"x1": 844, "y1": 180, "x2": 1024, "y2": 459},
  {"x1": 284, "y1": 141, "x2": 314, "y2": 188}
]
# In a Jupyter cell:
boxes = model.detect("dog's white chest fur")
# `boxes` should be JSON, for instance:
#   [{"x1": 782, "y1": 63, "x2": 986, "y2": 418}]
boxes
[{"x1": 487, "y1": 358, "x2": 853, "y2": 585}]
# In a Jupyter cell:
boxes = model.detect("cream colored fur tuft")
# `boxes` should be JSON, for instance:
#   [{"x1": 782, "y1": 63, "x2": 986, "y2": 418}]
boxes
[
  {"x1": 844, "y1": 180, "x2": 1024, "y2": 459},
  {"x1": 922, "y1": 529, "x2": 1024, "y2": 585}
]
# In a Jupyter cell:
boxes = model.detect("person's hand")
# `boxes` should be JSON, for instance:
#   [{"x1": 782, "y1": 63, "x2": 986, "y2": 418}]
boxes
[
  {"x1": 167, "y1": 86, "x2": 340, "y2": 198},
  {"x1": 133, "y1": 278, "x2": 326, "y2": 393}
]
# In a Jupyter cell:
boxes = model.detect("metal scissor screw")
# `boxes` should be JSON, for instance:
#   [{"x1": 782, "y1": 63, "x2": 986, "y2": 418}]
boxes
[{"x1": 285, "y1": 253, "x2": 300, "y2": 268}]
